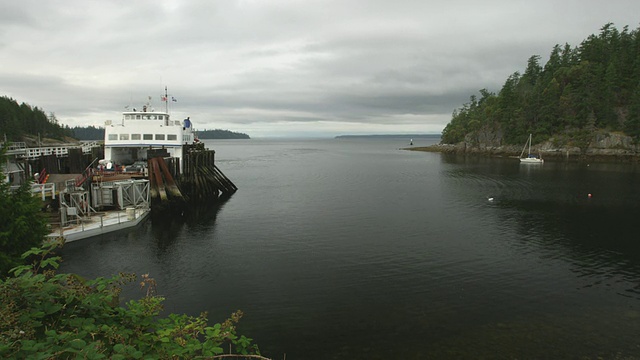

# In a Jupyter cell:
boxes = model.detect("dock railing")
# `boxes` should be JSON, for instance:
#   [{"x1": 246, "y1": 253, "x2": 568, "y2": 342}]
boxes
[{"x1": 31, "y1": 183, "x2": 56, "y2": 200}]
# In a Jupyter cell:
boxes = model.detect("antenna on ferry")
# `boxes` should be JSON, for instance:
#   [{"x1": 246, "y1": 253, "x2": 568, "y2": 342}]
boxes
[{"x1": 164, "y1": 86, "x2": 169, "y2": 114}]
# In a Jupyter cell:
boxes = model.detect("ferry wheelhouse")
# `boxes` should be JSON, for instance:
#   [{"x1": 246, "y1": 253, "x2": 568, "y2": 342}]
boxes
[{"x1": 103, "y1": 104, "x2": 195, "y2": 174}]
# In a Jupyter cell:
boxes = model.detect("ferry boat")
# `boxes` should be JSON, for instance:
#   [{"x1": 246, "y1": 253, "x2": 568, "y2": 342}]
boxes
[{"x1": 103, "y1": 91, "x2": 197, "y2": 174}]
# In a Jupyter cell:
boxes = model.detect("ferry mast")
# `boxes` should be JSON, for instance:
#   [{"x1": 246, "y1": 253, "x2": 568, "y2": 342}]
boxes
[{"x1": 163, "y1": 86, "x2": 169, "y2": 114}]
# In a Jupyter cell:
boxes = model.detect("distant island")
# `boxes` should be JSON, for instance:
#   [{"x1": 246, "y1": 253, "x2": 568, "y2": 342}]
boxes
[
  {"x1": 335, "y1": 134, "x2": 440, "y2": 139},
  {"x1": 196, "y1": 129, "x2": 250, "y2": 139},
  {"x1": 70, "y1": 127, "x2": 251, "y2": 140}
]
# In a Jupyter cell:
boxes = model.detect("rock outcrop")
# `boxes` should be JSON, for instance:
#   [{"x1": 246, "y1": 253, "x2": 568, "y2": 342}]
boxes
[{"x1": 410, "y1": 131, "x2": 640, "y2": 162}]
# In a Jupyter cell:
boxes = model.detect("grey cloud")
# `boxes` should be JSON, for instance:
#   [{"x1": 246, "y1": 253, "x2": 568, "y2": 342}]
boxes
[{"x1": 2, "y1": 1, "x2": 640, "y2": 136}]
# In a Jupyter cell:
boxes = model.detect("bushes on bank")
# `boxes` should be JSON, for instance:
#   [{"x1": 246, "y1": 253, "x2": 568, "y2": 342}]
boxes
[{"x1": 0, "y1": 241, "x2": 260, "y2": 359}]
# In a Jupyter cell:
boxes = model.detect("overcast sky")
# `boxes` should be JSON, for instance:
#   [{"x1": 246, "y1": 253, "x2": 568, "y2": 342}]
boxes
[{"x1": 2, "y1": 1, "x2": 639, "y2": 138}]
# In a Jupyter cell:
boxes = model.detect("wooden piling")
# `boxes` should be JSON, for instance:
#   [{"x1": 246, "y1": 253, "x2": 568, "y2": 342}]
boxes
[
  {"x1": 146, "y1": 144, "x2": 236, "y2": 213},
  {"x1": 178, "y1": 145, "x2": 237, "y2": 202},
  {"x1": 149, "y1": 158, "x2": 168, "y2": 202},
  {"x1": 157, "y1": 156, "x2": 185, "y2": 201}
]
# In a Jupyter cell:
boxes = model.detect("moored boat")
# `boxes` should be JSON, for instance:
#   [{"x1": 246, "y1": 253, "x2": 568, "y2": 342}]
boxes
[
  {"x1": 103, "y1": 88, "x2": 197, "y2": 174},
  {"x1": 520, "y1": 134, "x2": 543, "y2": 164}
]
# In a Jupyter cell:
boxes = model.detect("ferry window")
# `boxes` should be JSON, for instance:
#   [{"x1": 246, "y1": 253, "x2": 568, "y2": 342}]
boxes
[
  {"x1": 167, "y1": 134, "x2": 177, "y2": 141},
  {"x1": 143, "y1": 134, "x2": 153, "y2": 140},
  {"x1": 136, "y1": 115, "x2": 142, "y2": 119},
  {"x1": 158, "y1": 116, "x2": 164, "y2": 120},
  {"x1": 108, "y1": 134, "x2": 117, "y2": 140},
  {"x1": 131, "y1": 134, "x2": 141, "y2": 140},
  {"x1": 155, "y1": 134, "x2": 165, "y2": 140},
  {"x1": 120, "y1": 134, "x2": 129, "y2": 140}
]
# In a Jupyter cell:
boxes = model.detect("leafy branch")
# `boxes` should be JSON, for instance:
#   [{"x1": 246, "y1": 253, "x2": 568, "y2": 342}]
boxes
[{"x1": 0, "y1": 242, "x2": 263, "y2": 359}]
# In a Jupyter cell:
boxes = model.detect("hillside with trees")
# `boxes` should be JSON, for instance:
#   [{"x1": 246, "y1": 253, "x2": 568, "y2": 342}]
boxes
[
  {"x1": 440, "y1": 23, "x2": 640, "y2": 150},
  {"x1": 0, "y1": 97, "x2": 72, "y2": 142}
]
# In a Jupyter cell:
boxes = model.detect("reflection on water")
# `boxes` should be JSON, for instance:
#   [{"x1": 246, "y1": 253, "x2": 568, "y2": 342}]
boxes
[
  {"x1": 60, "y1": 139, "x2": 640, "y2": 359},
  {"x1": 149, "y1": 199, "x2": 229, "y2": 252}
]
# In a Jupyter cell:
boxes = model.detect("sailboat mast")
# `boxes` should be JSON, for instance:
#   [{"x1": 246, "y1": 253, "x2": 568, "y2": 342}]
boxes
[{"x1": 528, "y1": 134, "x2": 532, "y2": 155}]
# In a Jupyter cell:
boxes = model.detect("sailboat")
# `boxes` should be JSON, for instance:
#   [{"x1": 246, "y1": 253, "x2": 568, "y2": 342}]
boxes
[{"x1": 520, "y1": 134, "x2": 543, "y2": 163}]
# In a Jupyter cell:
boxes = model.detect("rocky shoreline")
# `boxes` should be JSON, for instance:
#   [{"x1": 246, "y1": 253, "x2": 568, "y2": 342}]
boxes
[{"x1": 405, "y1": 132, "x2": 640, "y2": 163}]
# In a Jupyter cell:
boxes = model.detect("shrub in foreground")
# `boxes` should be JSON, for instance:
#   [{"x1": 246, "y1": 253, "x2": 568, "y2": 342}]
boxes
[{"x1": 0, "y1": 241, "x2": 261, "y2": 359}]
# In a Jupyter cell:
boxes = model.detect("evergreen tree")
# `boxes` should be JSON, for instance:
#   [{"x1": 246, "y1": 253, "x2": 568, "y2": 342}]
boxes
[
  {"x1": 440, "y1": 23, "x2": 640, "y2": 147},
  {"x1": 0, "y1": 97, "x2": 73, "y2": 142},
  {"x1": 0, "y1": 146, "x2": 49, "y2": 276},
  {"x1": 624, "y1": 85, "x2": 640, "y2": 146}
]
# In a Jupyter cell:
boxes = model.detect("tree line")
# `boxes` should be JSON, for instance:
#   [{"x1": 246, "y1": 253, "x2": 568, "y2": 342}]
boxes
[
  {"x1": 0, "y1": 97, "x2": 72, "y2": 141},
  {"x1": 441, "y1": 23, "x2": 640, "y2": 147},
  {"x1": 70, "y1": 125, "x2": 104, "y2": 140}
]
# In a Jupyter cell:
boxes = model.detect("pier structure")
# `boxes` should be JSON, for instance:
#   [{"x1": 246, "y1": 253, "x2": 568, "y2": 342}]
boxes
[
  {"x1": 147, "y1": 144, "x2": 237, "y2": 210},
  {"x1": 2, "y1": 141, "x2": 102, "y2": 200}
]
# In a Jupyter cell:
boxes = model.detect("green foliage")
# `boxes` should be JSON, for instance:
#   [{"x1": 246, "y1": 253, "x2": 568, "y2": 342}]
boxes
[
  {"x1": 441, "y1": 23, "x2": 640, "y2": 146},
  {"x1": 0, "y1": 97, "x2": 73, "y2": 142},
  {"x1": 0, "y1": 146, "x2": 49, "y2": 276},
  {"x1": 0, "y1": 242, "x2": 261, "y2": 359}
]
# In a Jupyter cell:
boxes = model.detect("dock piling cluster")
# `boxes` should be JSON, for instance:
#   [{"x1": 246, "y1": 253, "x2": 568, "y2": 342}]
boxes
[
  {"x1": 147, "y1": 145, "x2": 237, "y2": 213},
  {"x1": 180, "y1": 145, "x2": 237, "y2": 201}
]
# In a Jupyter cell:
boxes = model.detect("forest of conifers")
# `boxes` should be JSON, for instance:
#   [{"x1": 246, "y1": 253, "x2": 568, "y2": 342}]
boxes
[
  {"x1": 440, "y1": 23, "x2": 640, "y2": 147},
  {"x1": 0, "y1": 96, "x2": 72, "y2": 141}
]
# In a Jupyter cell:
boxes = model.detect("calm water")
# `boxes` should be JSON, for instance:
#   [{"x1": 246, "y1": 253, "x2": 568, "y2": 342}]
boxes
[{"x1": 59, "y1": 137, "x2": 640, "y2": 359}]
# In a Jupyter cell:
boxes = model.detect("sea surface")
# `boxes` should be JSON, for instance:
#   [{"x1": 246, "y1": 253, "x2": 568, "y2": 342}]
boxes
[{"x1": 59, "y1": 136, "x2": 640, "y2": 359}]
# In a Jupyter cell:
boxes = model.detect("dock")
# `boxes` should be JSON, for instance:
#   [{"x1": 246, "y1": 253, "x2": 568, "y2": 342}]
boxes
[{"x1": 47, "y1": 207, "x2": 150, "y2": 242}]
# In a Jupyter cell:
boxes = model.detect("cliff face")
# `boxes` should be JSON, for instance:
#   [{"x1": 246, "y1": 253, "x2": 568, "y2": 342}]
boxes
[
  {"x1": 542, "y1": 132, "x2": 638, "y2": 158},
  {"x1": 591, "y1": 132, "x2": 635, "y2": 150}
]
